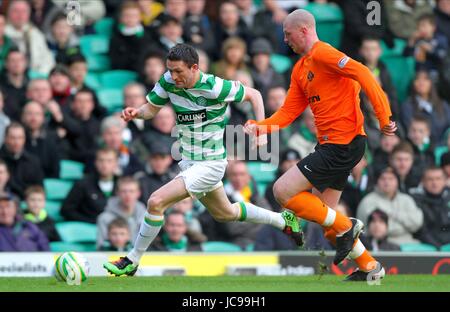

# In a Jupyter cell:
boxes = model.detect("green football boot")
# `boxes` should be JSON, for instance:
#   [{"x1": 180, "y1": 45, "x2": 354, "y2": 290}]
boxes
[
  {"x1": 281, "y1": 210, "x2": 304, "y2": 247},
  {"x1": 103, "y1": 257, "x2": 138, "y2": 276}
]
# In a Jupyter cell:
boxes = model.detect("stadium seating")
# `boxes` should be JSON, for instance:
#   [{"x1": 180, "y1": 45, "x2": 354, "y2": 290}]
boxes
[
  {"x1": 97, "y1": 88, "x2": 124, "y2": 114},
  {"x1": 381, "y1": 55, "x2": 415, "y2": 104},
  {"x1": 86, "y1": 54, "x2": 111, "y2": 72},
  {"x1": 434, "y1": 146, "x2": 448, "y2": 166},
  {"x1": 84, "y1": 72, "x2": 102, "y2": 91},
  {"x1": 94, "y1": 17, "x2": 114, "y2": 38},
  {"x1": 56, "y1": 221, "x2": 97, "y2": 243},
  {"x1": 44, "y1": 179, "x2": 74, "y2": 201},
  {"x1": 28, "y1": 70, "x2": 48, "y2": 80},
  {"x1": 59, "y1": 160, "x2": 85, "y2": 180},
  {"x1": 45, "y1": 200, "x2": 64, "y2": 223},
  {"x1": 270, "y1": 54, "x2": 293, "y2": 74},
  {"x1": 440, "y1": 244, "x2": 450, "y2": 251},
  {"x1": 80, "y1": 34, "x2": 110, "y2": 56},
  {"x1": 100, "y1": 70, "x2": 138, "y2": 89},
  {"x1": 50, "y1": 241, "x2": 96, "y2": 252},
  {"x1": 202, "y1": 241, "x2": 242, "y2": 252},
  {"x1": 304, "y1": 2, "x2": 343, "y2": 48},
  {"x1": 400, "y1": 243, "x2": 438, "y2": 252},
  {"x1": 381, "y1": 39, "x2": 408, "y2": 58}
]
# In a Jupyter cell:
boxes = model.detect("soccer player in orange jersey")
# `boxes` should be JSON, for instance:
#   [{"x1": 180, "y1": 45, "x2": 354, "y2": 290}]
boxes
[{"x1": 245, "y1": 9, "x2": 397, "y2": 281}]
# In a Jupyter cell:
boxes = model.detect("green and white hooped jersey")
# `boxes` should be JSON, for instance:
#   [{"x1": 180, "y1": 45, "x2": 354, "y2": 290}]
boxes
[{"x1": 146, "y1": 71, "x2": 246, "y2": 161}]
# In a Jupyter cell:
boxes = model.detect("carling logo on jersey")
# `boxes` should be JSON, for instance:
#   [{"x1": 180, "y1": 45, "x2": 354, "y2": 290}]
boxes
[{"x1": 176, "y1": 110, "x2": 207, "y2": 124}]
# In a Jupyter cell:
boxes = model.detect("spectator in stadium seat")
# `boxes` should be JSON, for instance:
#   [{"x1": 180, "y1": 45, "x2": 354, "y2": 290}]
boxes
[
  {"x1": 339, "y1": 0, "x2": 394, "y2": 59},
  {"x1": 152, "y1": 14, "x2": 184, "y2": 56},
  {"x1": 135, "y1": 140, "x2": 177, "y2": 204},
  {"x1": 0, "y1": 49, "x2": 29, "y2": 121},
  {"x1": 21, "y1": 101, "x2": 60, "y2": 178},
  {"x1": 109, "y1": 1, "x2": 153, "y2": 72},
  {"x1": 48, "y1": 64, "x2": 73, "y2": 107},
  {"x1": 98, "y1": 116, "x2": 143, "y2": 176},
  {"x1": 26, "y1": 78, "x2": 54, "y2": 108},
  {"x1": 99, "y1": 218, "x2": 133, "y2": 252},
  {"x1": 29, "y1": 0, "x2": 62, "y2": 36},
  {"x1": 97, "y1": 176, "x2": 146, "y2": 249},
  {"x1": 0, "y1": 122, "x2": 44, "y2": 199},
  {"x1": 357, "y1": 166, "x2": 423, "y2": 245},
  {"x1": 211, "y1": 36, "x2": 248, "y2": 80},
  {"x1": 137, "y1": 51, "x2": 166, "y2": 91},
  {"x1": 435, "y1": 0, "x2": 450, "y2": 43},
  {"x1": 51, "y1": 88, "x2": 101, "y2": 164},
  {"x1": 385, "y1": 0, "x2": 433, "y2": 40},
  {"x1": 0, "y1": 159, "x2": 12, "y2": 195},
  {"x1": 61, "y1": 148, "x2": 119, "y2": 224},
  {"x1": 151, "y1": 210, "x2": 203, "y2": 252},
  {"x1": 404, "y1": 13, "x2": 448, "y2": 77},
  {"x1": 123, "y1": 83, "x2": 148, "y2": 144},
  {"x1": 412, "y1": 166, "x2": 450, "y2": 247},
  {"x1": 0, "y1": 191, "x2": 49, "y2": 251},
  {"x1": 213, "y1": 1, "x2": 252, "y2": 60},
  {"x1": 407, "y1": 116, "x2": 435, "y2": 167},
  {"x1": 390, "y1": 141, "x2": 422, "y2": 194},
  {"x1": 0, "y1": 90, "x2": 11, "y2": 147},
  {"x1": 23, "y1": 185, "x2": 60, "y2": 242},
  {"x1": 249, "y1": 37, "x2": 286, "y2": 102},
  {"x1": 183, "y1": 0, "x2": 215, "y2": 56},
  {"x1": 0, "y1": 13, "x2": 15, "y2": 72},
  {"x1": 359, "y1": 37, "x2": 399, "y2": 123},
  {"x1": 360, "y1": 209, "x2": 401, "y2": 251},
  {"x1": 46, "y1": 13, "x2": 80, "y2": 65},
  {"x1": 199, "y1": 160, "x2": 268, "y2": 249},
  {"x1": 372, "y1": 133, "x2": 401, "y2": 174},
  {"x1": 5, "y1": 0, "x2": 54, "y2": 74},
  {"x1": 400, "y1": 70, "x2": 450, "y2": 145}
]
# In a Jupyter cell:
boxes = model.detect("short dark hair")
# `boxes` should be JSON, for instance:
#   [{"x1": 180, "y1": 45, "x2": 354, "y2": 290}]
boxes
[
  {"x1": 67, "y1": 54, "x2": 87, "y2": 67},
  {"x1": 411, "y1": 115, "x2": 431, "y2": 130},
  {"x1": 391, "y1": 141, "x2": 414, "y2": 157},
  {"x1": 5, "y1": 122, "x2": 25, "y2": 137},
  {"x1": 418, "y1": 13, "x2": 436, "y2": 26},
  {"x1": 167, "y1": 44, "x2": 199, "y2": 68},
  {"x1": 423, "y1": 166, "x2": 445, "y2": 179},
  {"x1": 24, "y1": 185, "x2": 45, "y2": 199}
]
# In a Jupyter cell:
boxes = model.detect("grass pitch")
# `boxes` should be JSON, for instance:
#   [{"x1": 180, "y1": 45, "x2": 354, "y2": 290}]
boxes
[{"x1": 1, "y1": 275, "x2": 449, "y2": 292}]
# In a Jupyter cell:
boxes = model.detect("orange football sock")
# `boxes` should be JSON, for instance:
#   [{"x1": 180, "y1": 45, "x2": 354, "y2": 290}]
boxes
[
  {"x1": 285, "y1": 192, "x2": 351, "y2": 234},
  {"x1": 324, "y1": 228, "x2": 377, "y2": 272}
]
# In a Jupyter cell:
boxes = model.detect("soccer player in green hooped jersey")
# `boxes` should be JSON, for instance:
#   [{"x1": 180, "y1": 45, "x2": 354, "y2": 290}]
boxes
[{"x1": 103, "y1": 44, "x2": 303, "y2": 276}]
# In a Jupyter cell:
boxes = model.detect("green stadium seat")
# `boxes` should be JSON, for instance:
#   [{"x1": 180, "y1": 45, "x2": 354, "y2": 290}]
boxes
[
  {"x1": 381, "y1": 55, "x2": 415, "y2": 104},
  {"x1": 28, "y1": 70, "x2": 48, "y2": 80},
  {"x1": 434, "y1": 146, "x2": 448, "y2": 166},
  {"x1": 246, "y1": 162, "x2": 277, "y2": 184},
  {"x1": 381, "y1": 38, "x2": 407, "y2": 58},
  {"x1": 245, "y1": 243, "x2": 255, "y2": 252},
  {"x1": 304, "y1": 3, "x2": 343, "y2": 48},
  {"x1": 94, "y1": 17, "x2": 114, "y2": 38},
  {"x1": 86, "y1": 54, "x2": 111, "y2": 72},
  {"x1": 50, "y1": 241, "x2": 96, "y2": 252},
  {"x1": 202, "y1": 241, "x2": 242, "y2": 252},
  {"x1": 440, "y1": 244, "x2": 450, "y2": 252},
  {"x1": 44, "y1": 179, "x2": 74, "y2": 201},
  {"x1": 60, "y1": 160, "x2": 85, "y2": 180},
  {"x1": 56, "y1": 221, "x2": 97, "y2": 243},
  {"x1": 84, "y1": 72, "x2": 101, "y2": 91},
  {"x1": 400, "y1": 243, "x2": 438, "y2": 252},
  {"x1": 270, "y1": 54, "x2": 292, "y2": 74},
  {"x1": 97, "y1": 88, "x2": 124, "y2": 114},
  {"x1": 100, "y1": 70, "x2": 138, "y2": 89},
  {"x1": 45, "y1": 200, "x2": 63, "y2": 222},
  {"x1": 80, "y1": 34, "x2": 110, "y2": 56}
]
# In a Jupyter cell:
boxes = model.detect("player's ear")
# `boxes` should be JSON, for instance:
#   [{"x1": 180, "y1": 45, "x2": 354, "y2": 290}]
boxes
[{"x1": 191, "y1": 63, "x2": 199, "y2": 71}]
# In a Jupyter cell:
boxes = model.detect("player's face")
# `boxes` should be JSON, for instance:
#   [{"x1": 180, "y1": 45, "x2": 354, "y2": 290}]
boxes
[
  {"x1": 283, "y1": 23, "x2": 306, "y2": 54},
  {"x1": 167, "y1": 59, "x2": 199, "y2": 88}
]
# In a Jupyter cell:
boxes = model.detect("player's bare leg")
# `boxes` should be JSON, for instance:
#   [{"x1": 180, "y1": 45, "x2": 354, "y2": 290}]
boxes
[
  {"x1": 199, "y1": 186, "x2": 304, "y2": 246},
  {"x1": 103, "y1": 177, "x2": 190, "y2": 276},
  {"x1": 272, "y1": 165, "x2": 364, "y2": 265},
  {"x1": 311, "y1": 188, "x2": 385, "y2": 281}
]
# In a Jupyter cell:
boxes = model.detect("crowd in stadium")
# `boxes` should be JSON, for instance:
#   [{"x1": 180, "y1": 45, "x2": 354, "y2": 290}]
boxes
[{"x1": 0, "y1": 0, "x2": 449, "y2": 254}]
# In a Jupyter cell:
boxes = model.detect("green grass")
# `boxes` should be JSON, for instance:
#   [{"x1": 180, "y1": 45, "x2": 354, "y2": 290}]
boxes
[{"x1": 1, "y1": 275, "x2": 449, "y2": 292}]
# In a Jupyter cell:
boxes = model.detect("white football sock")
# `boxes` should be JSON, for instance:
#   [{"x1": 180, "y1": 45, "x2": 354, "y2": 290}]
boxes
[
  {"x1": 127, "y1": 212, "x2": 164, "y2": 265},
  {"x1": 235, "y1": 202, "x2": 285, "y2": 230}
]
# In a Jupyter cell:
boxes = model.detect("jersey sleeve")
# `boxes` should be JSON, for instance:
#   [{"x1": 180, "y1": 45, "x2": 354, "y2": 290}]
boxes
[
  {"x1": 314, "y1": 44, "x2": 392, "y2": 129},
  {"x1": 257, "y1": 62, "x2": 308, "y2": 133},
  {"x1": 146, "y1": 77, "x2": 170, "y2": 107},
  {"x1": 216, "y1": 78, "x2": 246, "y2": 103}
]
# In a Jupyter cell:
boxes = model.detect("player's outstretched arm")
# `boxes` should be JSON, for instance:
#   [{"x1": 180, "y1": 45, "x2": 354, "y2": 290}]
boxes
[
  {"x1": 121, "y1": 102, "x2": 161, "y2": 122},
  {"x1": 243, "y1": 86, "x2": 267, "y2": 147}
]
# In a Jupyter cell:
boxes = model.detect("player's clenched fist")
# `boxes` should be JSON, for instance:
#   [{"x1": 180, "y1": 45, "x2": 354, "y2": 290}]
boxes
[
  {"x1": 244, "y1": 120, "x2": 258, "y2": 136},
  {"x1": 121, "y1": 107, "x2": 139, "y2": 122}
]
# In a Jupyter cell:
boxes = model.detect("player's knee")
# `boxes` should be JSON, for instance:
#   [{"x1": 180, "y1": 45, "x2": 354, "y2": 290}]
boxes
[
  {"x1": 147, "y1": 194, "x2": 165, "y2": 214},
  {"x1": 273, "y1": 181, "x2": 289, "y2": 206}
]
